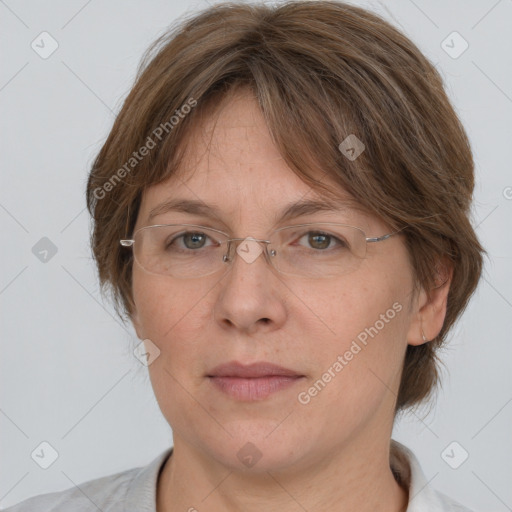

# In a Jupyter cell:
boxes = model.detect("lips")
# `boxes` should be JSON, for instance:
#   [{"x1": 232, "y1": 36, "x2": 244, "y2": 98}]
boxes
[
  {"x1": 207, "y1": 361, "x2": 305, "y2": 401},
  {"x1": 207, "y1": 361, "x2": 303, "y2": 378}
]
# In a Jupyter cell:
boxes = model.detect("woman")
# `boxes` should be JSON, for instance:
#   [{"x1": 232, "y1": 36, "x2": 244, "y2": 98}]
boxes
[{"x1": 5, "y1": 1, "x2": 484, "y2": 510}]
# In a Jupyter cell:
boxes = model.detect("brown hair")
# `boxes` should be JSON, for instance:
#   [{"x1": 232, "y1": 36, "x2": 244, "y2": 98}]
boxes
[{"x1": 86, "y1": 0, "x2": 484, "y2": 411}]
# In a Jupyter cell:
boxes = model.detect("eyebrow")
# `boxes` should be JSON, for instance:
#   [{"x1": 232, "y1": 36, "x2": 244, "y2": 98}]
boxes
[{"x1": 147, "y1": 197, "x2": 357, "y2": 225}]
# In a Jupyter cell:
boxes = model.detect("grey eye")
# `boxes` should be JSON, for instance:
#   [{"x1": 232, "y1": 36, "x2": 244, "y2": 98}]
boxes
[
  {"x1": 165, "y1": 231, "x2": 212, "y2": 251},
  {"x1": 182, "y1": 232, "x2": 207, "y2": 249}
]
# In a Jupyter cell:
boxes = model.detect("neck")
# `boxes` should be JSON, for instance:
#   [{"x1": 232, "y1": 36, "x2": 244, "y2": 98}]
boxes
[{"x1": 156, "y1": 435, "x2": 409, "y2": 512}]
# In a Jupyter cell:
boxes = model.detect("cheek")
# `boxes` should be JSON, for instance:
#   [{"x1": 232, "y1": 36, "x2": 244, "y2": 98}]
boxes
[
  {"x1": 133, "y1": 268, "x2": 201, "y2": 336},
  {"x1": 288, "y1": 268, "x2": 409, "y2": 344},
  {"x1": 289, "y1": 272, "x2": 410, "y2": 401},
  {"x1": 132, "y1": 271, "x2": 216, "y2": 426},
  {"x1": 132, "y1": 268, "x2": 216, "y2": 372}
]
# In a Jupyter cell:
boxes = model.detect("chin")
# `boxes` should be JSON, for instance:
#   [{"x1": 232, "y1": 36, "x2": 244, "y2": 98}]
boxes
[{"x1": 199, "y1": 423, "x2": 316, "y2": 474}]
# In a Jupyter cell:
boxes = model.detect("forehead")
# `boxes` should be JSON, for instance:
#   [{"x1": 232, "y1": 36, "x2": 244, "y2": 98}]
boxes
[{"x1": 137, "y1": 90, "x2": 374, "y2": 230}]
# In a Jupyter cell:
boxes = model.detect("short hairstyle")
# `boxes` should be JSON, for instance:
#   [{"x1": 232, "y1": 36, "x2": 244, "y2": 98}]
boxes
[{"x1": 86, "y1": 0, "x2": 484, "y2": 412}]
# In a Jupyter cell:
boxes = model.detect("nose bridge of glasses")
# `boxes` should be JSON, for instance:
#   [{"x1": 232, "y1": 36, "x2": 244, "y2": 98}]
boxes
[{"x1": 224, "y1": 237, "x2": 272, "y2": 267}]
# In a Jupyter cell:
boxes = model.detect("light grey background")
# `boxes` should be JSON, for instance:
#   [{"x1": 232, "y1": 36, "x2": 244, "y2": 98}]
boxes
[{"x1": 1, "y1": 0, "x2": 511, "y2": 510}]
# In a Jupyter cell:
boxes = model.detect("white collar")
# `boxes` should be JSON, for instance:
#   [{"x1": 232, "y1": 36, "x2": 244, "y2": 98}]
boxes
[{"x1": 391, "y1": 439, "x2": 472, "y2": 511}]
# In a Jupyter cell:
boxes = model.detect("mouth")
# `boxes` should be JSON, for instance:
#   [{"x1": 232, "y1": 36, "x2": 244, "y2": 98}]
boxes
[{"x1": 207, "y1": 361, "x2": 305, "y2": 401}]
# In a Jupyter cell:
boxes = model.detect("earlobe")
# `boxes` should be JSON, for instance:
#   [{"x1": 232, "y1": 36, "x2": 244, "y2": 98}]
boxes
[{"x1": 407, "y1": 259, "x2": 453, "y2": 346}]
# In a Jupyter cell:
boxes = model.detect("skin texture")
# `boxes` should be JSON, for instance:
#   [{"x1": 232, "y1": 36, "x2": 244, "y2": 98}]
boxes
[{"x1": 131, "y1": 89, "x2": 451, "y2": 512}]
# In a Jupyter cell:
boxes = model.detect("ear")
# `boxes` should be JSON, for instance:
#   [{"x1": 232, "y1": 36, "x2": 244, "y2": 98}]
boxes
[{"x1": 406, "y1": 259, "x2": 453, "y2": 346}]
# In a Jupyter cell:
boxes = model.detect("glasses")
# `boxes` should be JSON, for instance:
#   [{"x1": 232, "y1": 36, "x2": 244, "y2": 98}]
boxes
[{"x1": 120, "y1": 223, "x2": 400, "y2": 279}]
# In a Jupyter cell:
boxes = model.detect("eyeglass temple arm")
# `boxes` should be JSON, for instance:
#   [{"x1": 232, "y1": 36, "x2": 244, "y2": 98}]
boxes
[
  {"x1": 366, "y1": 233, "x2": 393, "y2": 243},
  {"x1": 120, "y1": 240, "x2": 134, "y2": 247},
  {"x1": 366, "y1": 227, "x2": 404, "y2": 244}
]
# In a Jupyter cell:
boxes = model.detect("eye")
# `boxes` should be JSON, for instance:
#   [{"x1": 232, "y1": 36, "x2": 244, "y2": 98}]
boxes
[
  {"x1": 167, "y1": 231, "x2": 213, "y2": 251},
  {"x1": 297, "y1": 231, "x2": 349, "y2": 251}
]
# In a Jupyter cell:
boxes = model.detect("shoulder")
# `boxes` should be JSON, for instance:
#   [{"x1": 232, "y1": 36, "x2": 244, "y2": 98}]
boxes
[
  {"x1": 2, "y1": 467, "x2": 138, "y2": 512},
  {"x1": 429, "y1": 489, "x2": 477, "y2": 512},
  {"x1": 390, "y1": 439, "x2": 477, "y2": 512},
  {"x1": 2, "y1": 448, "x2": 173, "y2": 512}
]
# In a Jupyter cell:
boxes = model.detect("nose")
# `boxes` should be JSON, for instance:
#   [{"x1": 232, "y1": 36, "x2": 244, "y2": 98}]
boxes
[{"x1": 213, "y1": 237, "x2": 287, "y2": 335}]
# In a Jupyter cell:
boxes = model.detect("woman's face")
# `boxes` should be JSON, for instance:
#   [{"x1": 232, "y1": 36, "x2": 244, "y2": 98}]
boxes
[{"x1": 131, "y1": 90, "x2": 425, "y2": 473}]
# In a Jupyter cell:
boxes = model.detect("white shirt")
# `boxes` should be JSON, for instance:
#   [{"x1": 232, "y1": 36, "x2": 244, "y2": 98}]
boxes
[{"x1": 3, "y1": 440, "x2": 475, "y2": 511}]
